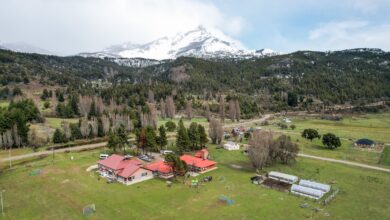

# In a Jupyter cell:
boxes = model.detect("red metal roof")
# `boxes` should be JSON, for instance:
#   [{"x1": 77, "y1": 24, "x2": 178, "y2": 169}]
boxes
[
  {"x1": 98, "y1": 154, "x2": 142, "y2": 171},
  {"x1": 180, "y1": 155, "x2": 216, "y2": 168},
  {"x1": 194, "y1": 149, "x2": 208, "y2": 158},
  {"x1": 118, "y1": 164, "x2": 140, "y2": 178},
  {"x1": 144, "y1": 160, "x2": 173, "y2": 173}
]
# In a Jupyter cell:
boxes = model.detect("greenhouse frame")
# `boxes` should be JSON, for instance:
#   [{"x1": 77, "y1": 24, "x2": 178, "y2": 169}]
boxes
[
  {"x1": 268, "y1": 171, "x2": 299, "y2": 184},
  {"x1": 290, "y1": 184, "x2": 325, "y2": 200},
  {"x1": 299, "y1": 179, "x2": 331, "y2": 193}
]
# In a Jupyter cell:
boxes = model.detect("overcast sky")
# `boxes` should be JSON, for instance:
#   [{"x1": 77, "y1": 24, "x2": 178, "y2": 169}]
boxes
[{"x1": 1, "y1": 0, "x2": 390, "y2": 55}]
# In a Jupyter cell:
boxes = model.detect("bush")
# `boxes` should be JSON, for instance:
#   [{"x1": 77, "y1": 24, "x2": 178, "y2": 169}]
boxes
[
  {"x1": 43, "y1": 101, "x2": 51, "y2": 109},
  {"x1": 165, "y1": 121, "x2": 176, "y2": 132}
]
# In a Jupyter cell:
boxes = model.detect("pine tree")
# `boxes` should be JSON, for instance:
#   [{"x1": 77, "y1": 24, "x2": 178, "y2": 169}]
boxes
[
  {"x1": 53, "y1": 129, "x2": 64, "y2": 143},
  {"x1": 188, "y1": 122, "x2": 199, "y2": 150},
  {"x1": 176, "y1": 119, "x2": 189, "y2": 154},
  {"x1": 145, "y1": 126, "x2": 157, "y2": 152},
  {"x1": 197, "y1": 124, "x2": 208, "y2": 147},
  {"x1": 157, "y1": 125, "x2": 168, "y2": 149}
]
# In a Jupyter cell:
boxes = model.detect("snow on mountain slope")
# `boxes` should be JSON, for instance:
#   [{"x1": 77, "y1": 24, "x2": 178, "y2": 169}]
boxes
[
  {"x1": 0, "y1": 42, "x2": 54, "y2": 55},
  {"x1": 80, "y1": 26, "x2": 279, "y2": 61}
]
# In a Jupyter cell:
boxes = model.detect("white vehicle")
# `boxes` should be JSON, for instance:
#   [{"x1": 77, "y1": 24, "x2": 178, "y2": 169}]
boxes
[
  {"x1": 161, "y1": 150, "x2": 174, "y2": 155},
  {"x1": 99, "y1": 154, "x2": 109, "y2": 160}
]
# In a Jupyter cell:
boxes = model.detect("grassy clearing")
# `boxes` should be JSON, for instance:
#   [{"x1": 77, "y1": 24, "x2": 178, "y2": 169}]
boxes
[
  {"x1": 0, "y1": 146, "x2": 389, "y2": 219},
  {"x1": 0, "y1": 100, "x2": 9, "y2": 108},
  {"x1": 260, "y1": 113, "x2": 390, "y2": 166},
  {"x1": 45, "y1": 117, "x2": 79, "y2": 129},
  {"x1": 379, "y1": 146, "x2": 390, "y2": 166},
  {"x1": 158, "y1": 117, "x2": 209, "y2": 128}
]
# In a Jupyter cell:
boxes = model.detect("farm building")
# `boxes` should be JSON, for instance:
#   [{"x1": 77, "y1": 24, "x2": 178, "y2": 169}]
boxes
[
  {"x1": 290, "y1": 184, "x2": 325, "y2": 200},
  {"x1": 180, "y1": 150, "x2": 217, "y2": 173},
  {"x1": 268, "y1": 171, "x2": 298, "y2": 184},
  {"x1": 98, "y1": 154, "x2": 153, "y2": 185},
  {"x1": 354, "y1": 138, "x2": 375, "y2": 148},
  {"x1": 144, "y1": 160, "x2": 174, "y2": 179},
  {"x1": 299, "y1": 180, "x2": 331, "y2": 193},
  {"x1": 223, "y1": 141, "x2": 240, "y2": 150}
]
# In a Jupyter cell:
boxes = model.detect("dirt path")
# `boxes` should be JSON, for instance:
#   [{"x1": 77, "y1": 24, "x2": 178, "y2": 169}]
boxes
[
  {"x1": 224, "y1": 114, "x2": 273, "y2": 129},
  {"x1": 0, "y1": 142, "x2": 107, "y2": 162},
  {"x1": 298, "y1": 153, "x2": 390, "y2": 173}
]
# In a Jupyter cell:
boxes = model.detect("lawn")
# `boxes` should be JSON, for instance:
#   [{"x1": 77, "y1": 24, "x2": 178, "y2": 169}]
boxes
[
  {"x1": 0, "y1": 100, "x2": 9, "y2": 108},
  {"x1": 379, "y1": 146, "x2": 390, "y2": 166},
  {"x1": 260, "y1": 113, "x2": 390, "y2": 166},
  {"x1": 45, "y1": 117, "x2": 79, "y2": 129},
  {"x1": 0, "y1": 146, "x2": 389, "y2": 219}
]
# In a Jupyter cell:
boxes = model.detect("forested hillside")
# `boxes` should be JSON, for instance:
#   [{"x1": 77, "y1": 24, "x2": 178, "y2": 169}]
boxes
[{"x1": 1, "y1": 48, "x2": 389, "y2": 108}]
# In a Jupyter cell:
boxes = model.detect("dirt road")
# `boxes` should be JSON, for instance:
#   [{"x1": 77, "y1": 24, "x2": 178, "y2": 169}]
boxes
[
  {"x1": 298, "y1": 153, "x2": 390, "y2": 173},
  {"x1": 0, "y1": 142, "x2": 107, "y2": 163}
]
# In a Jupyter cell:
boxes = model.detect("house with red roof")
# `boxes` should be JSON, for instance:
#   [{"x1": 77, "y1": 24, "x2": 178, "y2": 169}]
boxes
[
  {"x1": 180, "y1": 149, "x2": 217, "y2": 173},
  {"x1": 144, "y1": 160, "x2": 174, "y2": 179},
  {"x1": 98, "y1": 154, "x2": 153, "y2": 185}
]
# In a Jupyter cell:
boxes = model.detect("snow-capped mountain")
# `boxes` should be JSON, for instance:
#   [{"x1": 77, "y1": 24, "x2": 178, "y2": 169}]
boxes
[
  {"x1": 79, "y1": 26, "x2": 279, "y2": 61},
  {"x1": 0, "y1": 42, "x2": 54, "y2": 55}
]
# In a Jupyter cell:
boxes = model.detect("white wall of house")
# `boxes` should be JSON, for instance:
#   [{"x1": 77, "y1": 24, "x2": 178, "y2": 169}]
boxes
[{"x1": 122, "y1": 168, "x2": 153, "y2": 186}]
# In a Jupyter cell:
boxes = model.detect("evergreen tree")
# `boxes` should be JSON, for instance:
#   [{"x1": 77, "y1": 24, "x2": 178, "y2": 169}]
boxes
[
  {"x1": 145, "y1": 126, "x2": 157, "y2": 152},
  {"x1": 197, "y1": 124, "x2": 208, "y2": 147},
  {"x1": 157, "y1": 125, "x2": 168, "y2": 149},
  {"x1": 97, "y1": 118, "x2": 104, "y2": 137},
  {"x1": 53, "y1": 128, "x2": 64, "y2": 143},
  {"x1": 176, "y1": 119, "x2": 189, "y2": 154},
  {"x1": 188, "y1": 122, "x2": 199, "y2": 150}
]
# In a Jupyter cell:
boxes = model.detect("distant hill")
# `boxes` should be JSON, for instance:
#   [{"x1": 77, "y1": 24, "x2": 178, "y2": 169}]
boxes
[{"x1": 1, "y1": 48, "x2": 389, "y2": 107}]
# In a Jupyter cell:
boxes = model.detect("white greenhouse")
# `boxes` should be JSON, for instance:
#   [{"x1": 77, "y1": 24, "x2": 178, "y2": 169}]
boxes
[
  {"x1": 268, "y1": 171, "x2": 299, "y2": 184},
  {"x1": 291, "y1": 184, "x2": 325, "y2": 200},
  {"x1": 299, "y1": 179, "x2": 331, "y2": 193},
  {"x1": 223, "y1": 141, "x2": 240, "y2": 151}
]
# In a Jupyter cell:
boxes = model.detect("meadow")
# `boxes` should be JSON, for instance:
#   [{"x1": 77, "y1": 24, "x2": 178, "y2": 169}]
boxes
[
  {"x1": 0, "y1": 145, "x2": 389, "y2": 219},
  {"x1": 262, "y1": 113, "x2": 390, "y2": 166}
]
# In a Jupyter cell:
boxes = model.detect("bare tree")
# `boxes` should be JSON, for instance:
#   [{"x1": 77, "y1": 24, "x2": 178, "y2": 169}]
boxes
[
  {"x1": 248, "y1": 130, "x2": 273, "y2": 170},
  {"x1": 102, "y1": 114, "x2": 111, "y2": 134},
  {"x1": 160, "y1": 98, "x2": 166, "y2": 119},
  {"x1": 79, "y1": 95, "x2": 92, "y2": 117},
  {"x1": 148, "y1": 90, "x2": 155, "y2": 103},
  {"x1": 208, "y1": 118, "x2": 224, "y2": 144},
  {"x1": 89, "y1": 117, "x2": 99, "y2": 137},
  {"x1": 62, "y1": 121, "x2": 71, "y2": 140},
  {"x1": 12, "y1": 125, "x2": 21, "y2": 148},
  {"x1": 80, "y1": 117, "x2": 90, "y2": 138},
  {"x1": 165, "y1": 96, "x2": 176, "y2": 118},
  {"x1": 229, "y1": 100, "x2": 236, "y2": 122},
  {"x1": 204, "y1": 102, "x2": 211, "y2": 122},
  {"x1": 185, "y1": 100, "x2": 193, "y2": 120},
  {"x1": 219, "y1": 95, "x2": 225, "y2": 122},
  {"x1": 147, "y1": 102, "x2": 158, "y2": 129},
  {"x1": 235, "y1": 99, "x2": 241, "y2": 122},
  {"x1": 275, "y1": 135, "x2": 299, "y2": 164},
  {"x1": 28, "y1": 127, "x2": 39, "y2": 148}
]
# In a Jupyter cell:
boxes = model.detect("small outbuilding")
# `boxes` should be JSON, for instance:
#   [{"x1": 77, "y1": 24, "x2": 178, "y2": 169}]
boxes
[
  {"x1": 354, "y1": 138, "x2": 375, "y2": 148},
  {"x1": 223, "y1": 141, "x2": 240, "y2": 151}
]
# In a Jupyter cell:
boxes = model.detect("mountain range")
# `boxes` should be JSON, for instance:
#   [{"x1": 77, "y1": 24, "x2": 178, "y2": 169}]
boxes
[{"x1": 78, "y1": 26, "x2": 279, "y2": 61}]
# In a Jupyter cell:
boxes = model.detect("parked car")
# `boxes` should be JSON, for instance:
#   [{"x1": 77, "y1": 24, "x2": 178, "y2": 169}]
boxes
[
  {"x1": 138, "y1": 154, "x2": 152, "y2": 162},
  {"x1": 99, "y1": 154, "x2": 109, "y2": 160},
  {"x1": 160, "y1": 150, "x2": 173, "y2": 155},
  {"x1": 124, "y1": 154, "x2": 133, "y2": 159}
]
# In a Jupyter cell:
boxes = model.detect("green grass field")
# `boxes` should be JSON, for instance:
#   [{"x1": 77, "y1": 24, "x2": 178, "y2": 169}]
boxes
[
  {"x1": 0, "y1": 101, "x2": 9, "y2": 108},
  {"x1": 1, "y1": 145, "x2": 389, "y2": 219},
  {"x1": 379, "y1": 146, "x2": 390, "y2": 166},
  {"x1": 261, "y1": 114, "x2": 390, "y2": 166},
  {"x1": 45, "y1": 117, "x2": 79, "y2": 129}
]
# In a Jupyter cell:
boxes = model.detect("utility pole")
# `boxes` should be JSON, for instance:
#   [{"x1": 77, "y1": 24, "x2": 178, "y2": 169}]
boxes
[
  {"x1": 8, "y1": 147, "x2": 12, "y2": 169},
  {"x1": 1, "y1": 190, "x2": 5, "y2": 216}
]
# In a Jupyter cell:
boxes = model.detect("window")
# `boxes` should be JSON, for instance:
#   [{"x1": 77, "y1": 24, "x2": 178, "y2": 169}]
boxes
[{"x1": 141, "y1": 172, "x2": 148, "y2": 177}]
